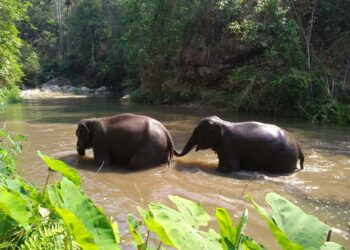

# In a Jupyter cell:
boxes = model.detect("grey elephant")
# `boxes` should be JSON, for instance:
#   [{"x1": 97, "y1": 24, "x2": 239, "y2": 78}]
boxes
[
  {"x1": 175, "y1": 116, "x2": 304, "y2": 173},
  {"x1": 76, "y1": 113, "x2": 177, "y2": 169}
]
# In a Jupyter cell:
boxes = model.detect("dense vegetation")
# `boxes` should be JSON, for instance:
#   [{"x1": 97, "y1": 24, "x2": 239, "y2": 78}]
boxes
[
  {"x1": 0, "y1": 130, "x2": 345, "y2": 249},
  {"x1": 0, "y1": 0, "x2": 349, "y2": 123}
]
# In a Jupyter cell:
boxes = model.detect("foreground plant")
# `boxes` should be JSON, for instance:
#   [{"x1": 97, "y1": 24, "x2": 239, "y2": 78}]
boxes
[{"x1": 0, "y1": 129, "x2": 345, "y2": 249}]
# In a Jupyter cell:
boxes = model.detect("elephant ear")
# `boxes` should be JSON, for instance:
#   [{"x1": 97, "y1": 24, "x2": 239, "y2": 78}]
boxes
[
  {"x1": 77, "y1": 121, "x2": 90, "y2": 141},
  {"x1": 208, "y1": 122, "x2": 223, "y2": 146}
]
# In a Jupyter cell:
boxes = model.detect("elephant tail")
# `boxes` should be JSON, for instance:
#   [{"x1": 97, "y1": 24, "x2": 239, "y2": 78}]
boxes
[
  {"x1": 173, "y1": 149, "x2": 182, "y2": 157},
  {"x1": 165, "y1": 129, "x2": 175, "y2": 166},
  {"x1": 298, "y1": 145, "x2": 304, "y2": 169}
]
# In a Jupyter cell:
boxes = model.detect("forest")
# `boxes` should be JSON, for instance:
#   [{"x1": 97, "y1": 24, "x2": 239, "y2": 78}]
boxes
[
  {"x1": 1, "y1": 1, "x2": 350, "y2": 249},
  {"x1": 1, "y1": 0, "x2": 350, "y2": 123}
]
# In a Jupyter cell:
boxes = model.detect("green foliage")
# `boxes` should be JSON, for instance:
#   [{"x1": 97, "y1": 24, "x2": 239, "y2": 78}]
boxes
[
  {"x1": 47, "y1": 178, "x2": 120, "y2": 250},
  {"x1": 21, "y1": 220, "x2": 79, "y2": 250},
  {"x1": 216, "y1": 208, "x2": 264, "y2": 250},
  {"x1": 0, "y1": 186, "x2": 32, "y2": 230},
  {"x1": 0, "y1": 131, "x2": 119, "y2": 249},
  {"x1": 10, "y1": 0, "x2": 349, "y2": 124},
  {"x1": 0, "y1": 129, "x2": 26, "y2": 175},
  {"x1": 134, "y1": 195, "x2": 221, "y2": 250},
  {"x1": 20, "y1": 42, "x2": 41, "y2": 86},
  {"x1": 248, "y1": 193, "x2": 345, "y2": 250},
  {"x1": 311, "y1": 100, "x2": 350, "y2": 125},
  {"x1": 0, "y1": 86, "x2": 22, "y2": 105},
  {"x1": 37, "y1": 151, "x2": 81, "y2": 186},
  {"x1": 0, "y1": 0, "x2": 28, "y2": 88}
]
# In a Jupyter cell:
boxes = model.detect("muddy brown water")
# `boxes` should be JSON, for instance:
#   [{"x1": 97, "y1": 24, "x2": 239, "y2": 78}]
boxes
[{"x1": 1, "y1": 95, "x2": 349, "y2": 248}]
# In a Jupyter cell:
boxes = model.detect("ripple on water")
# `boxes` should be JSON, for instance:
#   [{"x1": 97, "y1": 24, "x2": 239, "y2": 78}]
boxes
[{"x1": 3, "y1": 97, "x2": 350, "y2": 248}]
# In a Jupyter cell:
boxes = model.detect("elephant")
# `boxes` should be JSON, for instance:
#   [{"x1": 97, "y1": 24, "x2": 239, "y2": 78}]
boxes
[
  {"x1": 76, "y1": 113, "x2": 177, "y2": 169},
  {"x1": 174, "y1": 116, "x2": 304, "y2": 173}
]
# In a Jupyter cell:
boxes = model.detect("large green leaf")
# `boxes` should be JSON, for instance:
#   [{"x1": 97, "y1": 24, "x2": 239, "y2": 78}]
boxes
[
  {"x1": 168, "y1": 195, "x2": 211, "y2": 228},
  {"x1": 0, "y1": 212, "x2": 16, "y2": 236},
  {"x1": 321, "y1": 242, "x2": 345, "y2": 250},
  {"x1": 248, "y1": 194, "x2": 303, "y2": 250},
  {"x1": 147, "y1": 198, "x2": 221, "y2": 250},
  {"x1": 216, "y1": 208, "x2": 262, "y2": 250},
  {"x1": 138, "y1": 206, "x2": 174, "y2": 247},
  {"x1": 234, "y1": 209, "x2": 248, "y2": 246},
  {"x1": 55, "y1": 207, "x2": 99, "y2": 250},
  {"x1": 37, "y1": 151, "x2": 81, "y2": 186},
  {"x1": 47, "y1": 178, "x2": 119, "y2": 250},
  {"x1": 216, "y1": 208, "x2": 237, "y2": 249},
  {"x1": 266, "y1": 193, "x2": 330, "y2": 250},
  {"x1": 0, "y1": 186, "x2": 31, "y2": 229},
  {"x1": 127, "y1": 213, "x2": 145, "y2": 245}
]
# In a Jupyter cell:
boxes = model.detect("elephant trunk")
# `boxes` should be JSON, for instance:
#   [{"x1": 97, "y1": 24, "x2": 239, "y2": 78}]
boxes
[
  {"x1": 174, "y1": 134, "x2": 197, "y2": 157},
  {"x1": 77, "y1": 142, "x2": 86, "y2": 156}
]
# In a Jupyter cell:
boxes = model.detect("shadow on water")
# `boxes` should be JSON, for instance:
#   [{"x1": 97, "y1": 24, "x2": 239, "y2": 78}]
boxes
[
  {"x1": 58, "y1": 154, "x2": 169, "y2": 174},
  {"x1": 174, "y1": 157, "x2": 296, "y2": 180}
]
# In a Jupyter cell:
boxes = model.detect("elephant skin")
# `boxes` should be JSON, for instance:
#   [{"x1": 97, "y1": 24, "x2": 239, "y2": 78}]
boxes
[
  {"x1": 76, "y1": 113, "x2": 177, "y2": 169},
  {"x1": 175, "y1": 116, "x2": 304, "y2": 173}
]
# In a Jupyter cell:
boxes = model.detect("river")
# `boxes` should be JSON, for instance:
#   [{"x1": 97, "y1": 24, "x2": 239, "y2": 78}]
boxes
[{"x1": 1, "y1": 95, "x2": 349, "y2": 248}]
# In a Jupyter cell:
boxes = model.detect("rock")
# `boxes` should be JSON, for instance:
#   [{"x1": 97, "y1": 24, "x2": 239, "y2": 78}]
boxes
[
  {"x1": 20, "y1": 89, "x2": 42, "y2": 98},
  {"x1": 120, "y1": 94, "x2": 131, "y2": 103},
  {"x1": 95, "y1": 86, "x2": 107, "y2": 94},
  {"x1": 80, "y1": 86, "x2": 91, "y2": 93},
  {"x1": 67, "y1": 86, "x2": 79, "y2": 94},
  {"x1": 43, "y1": 85, "x2": 61, "y2": 92},
  {"x1": 41, "y1": 77, "x2": 71, "y2": 89}
]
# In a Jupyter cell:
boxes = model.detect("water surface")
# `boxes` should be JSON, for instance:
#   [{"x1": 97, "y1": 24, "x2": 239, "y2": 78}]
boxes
[{"x1": 1, "y1": 96, "x2": 349, "y2": 248}]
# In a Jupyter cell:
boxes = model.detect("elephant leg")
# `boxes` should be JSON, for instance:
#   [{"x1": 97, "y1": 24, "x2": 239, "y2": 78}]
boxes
[
  {"x1": 93, "y1": 146, "x2": 111, "y2": 167},
  {"x1": 128, "y1": 143, "x2": 167, "y2": 169},
  {"x1": 217, "y1": 153, "x2": 240, "y2": 173}
]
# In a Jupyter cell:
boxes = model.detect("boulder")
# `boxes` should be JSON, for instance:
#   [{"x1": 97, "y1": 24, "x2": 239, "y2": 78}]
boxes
[
  {"x1": 95, "y1": 86, "x2": 107, "y2": 94},
  {"x1": 41, "y1": 77, "x2": 71, "y2": 89},
  {"x1": 20, "y1": 89, "x2": 42, "y2": 98},
  {"x1": 43, "y1": 85, "x2": 61, "y2": 92},
  {"x1": 80, "y1": 86, "x2": 92, "y2": 93},
  {"x1": 67, "y1": 86, "x2": 79, "y2": 94},
  {"x1": 120, "y1": 94, "x2": 131, "y2": 103}
]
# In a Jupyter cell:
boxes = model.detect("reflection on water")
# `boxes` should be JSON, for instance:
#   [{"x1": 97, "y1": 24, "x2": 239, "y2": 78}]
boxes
[{"x1": 1, "y1": 95, "x2": 350, "y2": 248}]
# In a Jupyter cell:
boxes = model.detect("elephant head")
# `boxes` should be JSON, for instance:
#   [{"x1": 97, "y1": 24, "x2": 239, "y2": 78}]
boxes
[
  {"x1": 176, "y1": 116, "x2": 224, "y2": 157},
  {"x1": 76, "y1": 120, "x2": 94, "y2": 156}
]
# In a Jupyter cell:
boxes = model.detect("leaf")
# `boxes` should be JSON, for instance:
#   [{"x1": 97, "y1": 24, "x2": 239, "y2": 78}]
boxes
[
  {"x1": 216, "y1": 208, "x2": 249, "y2": 250},
  {"x1": 38, "y1": 151, "x2": 81, "y2": 186},
  {"x1": 56, "y1": 207, "x2": 99, "y2": 250},
  {"x1": 148, "y1": 200, "x2": 221, "y2": 250},
  {"x1": 168, "y1": 195, "x2": 211, "y2": 228},
  {"x1": 216, "y1": 208, "x2": 236, "y2": 249},
  {"x1": 266, "y1": 192, "x2": 330, "y2": 249},
  {"x1": 0, "y1": 213, "x2": 16, "y2": 236},
  {"x1": 138, "y1": 206, "x2": 174, "y2": 247},
  {"x1": 248, "y1": 194, "x2": 303, "y2": 250},
  {"x1": 47, "y1": 178, "x2": 119, "y2": 250},
  {"x1": 235, "y1": 209, "x2": 248, "y2": 246},
  {"x1": 0, "y1": 186, "x2": 31, "y2": 229},
  {"x1": 241, "y1": 236, "x2": 266, "y2": 250},
  {"x1": 320, "y1": 242, "x2": 345, "y2": 250},
  {"x1": 111, "y1": 220, "x2": 120, "y2": 244},
  {"x1": 128, "y1": 213, "x2": 145, "y2": 245}
]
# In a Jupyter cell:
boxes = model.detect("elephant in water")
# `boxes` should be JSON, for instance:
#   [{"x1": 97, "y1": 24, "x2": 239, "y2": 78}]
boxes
[
  {"x1": 175, "y1": 116, "x2": 304, "y2": 173},
  {"x1": 76, "y1": 113, "x2": 178, "y2": 169}
]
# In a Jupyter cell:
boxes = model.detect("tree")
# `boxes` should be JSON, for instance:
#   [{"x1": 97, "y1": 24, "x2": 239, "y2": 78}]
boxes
[{"x1": 0, "y1": 0, "x2": 28, "y2": 87}]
